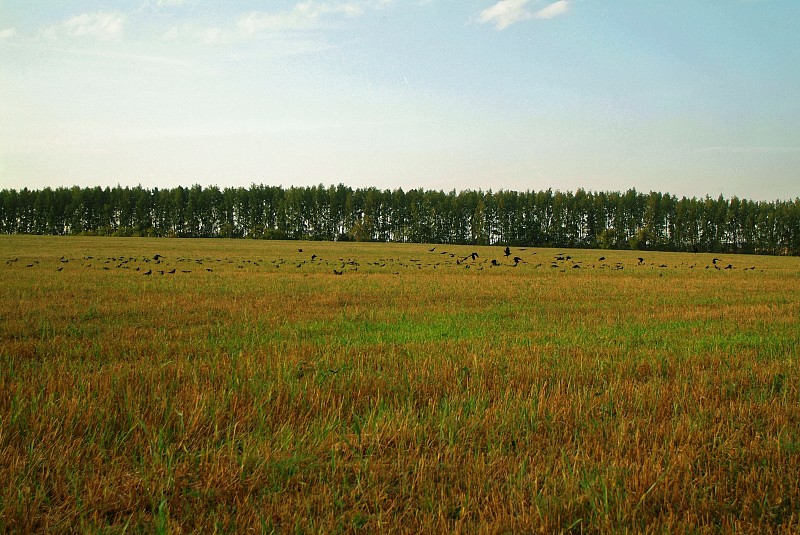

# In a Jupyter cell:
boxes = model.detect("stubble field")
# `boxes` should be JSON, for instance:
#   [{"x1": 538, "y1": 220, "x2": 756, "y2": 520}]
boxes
[{"x1": 1, "y1": 235, "x2": 799, "y2": 533}]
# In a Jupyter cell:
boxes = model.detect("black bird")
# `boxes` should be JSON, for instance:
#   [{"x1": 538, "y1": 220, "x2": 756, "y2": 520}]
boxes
[
  {"x1": 504, "y1": 246, "x2": 511, "y2": 257},
  {"x1": 598, "y1": 256, "x2": 605, "y2": 261},
  {"x1": 311, "y1": 254, "x2": 317, "y2": 260},
  {"x1": 491, "y1": 259, "x2": 500, "y2": 266},
  {"x1": 429, "y1": 246, "x2": 436, "y2": 252},
  {"x1": 144, "y1": 269, "x2": 152, "y2": 275},
  {"x1": 712, "y1": 258, "x2": 720, "y2": 265},
  {"x1": 513, "y1": 256, "x2": 522, "y2": 266},
  {"x1": 470, "y1": 252, "x2": 479, "y2": 261},
  {"x1": 637, "y1": 257, "x2": 644, "y2": 265},
  {"x1": 153, "y1": 254, "x2": 163, "y2": 261},
  {"x1": 298, "y1": 248, "x2": 303, "y2": 253},
  {"x1": 168, "y1": 268, "x2": 176, "y2": 274},
  {"x1": 333, "y1": 269, "x2": 343, "y2": 275}
]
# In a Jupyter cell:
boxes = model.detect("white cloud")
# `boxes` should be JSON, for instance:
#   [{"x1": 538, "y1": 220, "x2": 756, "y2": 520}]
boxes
[
  {"x1": 534, "y1": 0, "x2": 569, "y2": 19},
  {"x1": 40, "y1": 12, "x2": 125, "y2": 41},
  {"x1": 237, "y1": 0, "x2": 389, "y2": 34},
  {"x1": 161, "y1": 23, "x2": 226, "y2": 44},
  {"x1": 478, "y1": 0, "x2": 568, "y2": 30},
  {"x1": 478, "y1": 0, "x2": 533, "y2": 30},
  {"x1": 157, "y1": 0, "x2": 186, "y2": 6},
  {"x1": 160, "y1": 1, "x2": 391, "y2": 48},
  {"x1": 156, "y1": 1, "x2": 390, "y2": 46},
  {"x1": 0, "y1": 28, "x2": 17, "y2": 39}
]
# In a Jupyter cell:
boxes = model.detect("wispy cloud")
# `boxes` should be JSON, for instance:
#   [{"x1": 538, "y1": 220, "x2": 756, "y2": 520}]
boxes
[
  {"x1": 158, "y1": 1, "x2": 390, "y2": 46},
  {"x1": 478, "y1": 0, "x2": 569, "y2": 30},
  {"x1": 0, "y1": 28, "x2": 17, "y2": 40},
  {"x1": 238, "y1": 0, "x2": 389, "y2": 35},
  {"x1": 40, "y1": 12, "x2": 125, "y2": 41},
  {"x1": 534, "y1": 0, "x2": 569, "y2": 20},
  {"x1": 156, "y1": 0, "x2": 186, "y2": 6},
  {"x1": 163, "y1": 24, "x2": 225, "y2": 45},
  {"x1": 478, "y1": 0, "x2": 532, "y2": 30}
]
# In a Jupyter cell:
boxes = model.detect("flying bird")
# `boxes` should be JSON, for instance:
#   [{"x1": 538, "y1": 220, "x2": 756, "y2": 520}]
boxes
[{"x1": 504, "y1": 246, "x2": 511, "y2": 257}]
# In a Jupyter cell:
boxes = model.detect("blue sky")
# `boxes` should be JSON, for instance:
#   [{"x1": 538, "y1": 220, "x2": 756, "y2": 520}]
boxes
[{"x1": 1, "y1": 1, "x2": 799, "y2": 201}]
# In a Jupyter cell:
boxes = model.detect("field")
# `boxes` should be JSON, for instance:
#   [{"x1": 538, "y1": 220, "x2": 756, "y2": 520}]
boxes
[{"x1": 1, "y1": 235, "x2": 799, "y2": 533}]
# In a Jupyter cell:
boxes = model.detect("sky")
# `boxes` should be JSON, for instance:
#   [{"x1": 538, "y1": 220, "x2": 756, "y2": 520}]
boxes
[{"x1": 1, "y1": 0, "x2": 799, "y2": 201}]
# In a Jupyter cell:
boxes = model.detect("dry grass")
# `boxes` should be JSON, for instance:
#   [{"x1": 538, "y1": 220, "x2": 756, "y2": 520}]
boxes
[{"x1": 1, "y1": 235, "x2": 799, "y2": 533}]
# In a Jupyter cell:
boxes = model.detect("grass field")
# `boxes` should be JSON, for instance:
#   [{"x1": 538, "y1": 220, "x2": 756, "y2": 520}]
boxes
[{"x1": 1, "y1": 235, "x2": 799, "y2": 533}]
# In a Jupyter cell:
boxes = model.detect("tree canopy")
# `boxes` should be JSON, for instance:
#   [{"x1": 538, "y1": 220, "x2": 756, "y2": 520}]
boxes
[{"x1": 1, "y1": 184, "x2": 798, "y2": 255}]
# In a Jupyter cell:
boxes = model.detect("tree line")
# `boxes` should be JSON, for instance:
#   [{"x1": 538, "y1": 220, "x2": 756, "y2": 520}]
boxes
[{"x1": 1, "y1": 184, "x2": 798, "y2": 254}]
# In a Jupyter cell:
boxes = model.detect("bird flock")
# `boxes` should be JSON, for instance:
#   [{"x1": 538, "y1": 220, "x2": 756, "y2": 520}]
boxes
[{"x1": 3, "y1": 245, "x2": 761, "y2": 277}]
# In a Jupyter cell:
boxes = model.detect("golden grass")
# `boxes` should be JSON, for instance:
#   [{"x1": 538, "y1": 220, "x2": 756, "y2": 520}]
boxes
[{"x1": 1, "y1": 235, "x2": 799, "y2": 533}]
